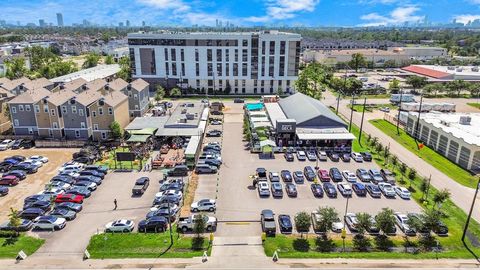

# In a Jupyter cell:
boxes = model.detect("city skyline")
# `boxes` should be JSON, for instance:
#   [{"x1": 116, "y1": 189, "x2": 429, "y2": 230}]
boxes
[{"x1": 1, "y1": 0, "x2": 480, "y2": 27}]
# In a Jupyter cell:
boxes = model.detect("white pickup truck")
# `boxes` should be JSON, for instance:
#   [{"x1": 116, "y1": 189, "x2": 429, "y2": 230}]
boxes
[{"x1": 178, "y1": 214, "x2": 217, "y2": 233}]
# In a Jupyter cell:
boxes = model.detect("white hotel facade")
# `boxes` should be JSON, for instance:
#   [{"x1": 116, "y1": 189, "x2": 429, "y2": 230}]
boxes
[{"x1": 127, "y1": 31, "x2": 301, "y2": 94}]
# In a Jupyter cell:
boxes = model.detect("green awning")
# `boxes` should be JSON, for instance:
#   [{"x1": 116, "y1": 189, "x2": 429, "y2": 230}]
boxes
[
  {"x1": 127, "y1": 134, "x2": 151, "y2": 143},
  {"x1": 129, "y1": 128, "x2": 157, "y2": 136}
]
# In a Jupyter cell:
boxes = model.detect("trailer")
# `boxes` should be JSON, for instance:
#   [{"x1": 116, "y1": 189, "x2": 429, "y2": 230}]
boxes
[{"x1": 390, "y1": 94, "x2": 415, "y2": 104}]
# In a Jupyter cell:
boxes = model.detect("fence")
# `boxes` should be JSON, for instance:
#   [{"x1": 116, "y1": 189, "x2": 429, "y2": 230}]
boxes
[
  {"x1": 383, "y1": 114, "x2": 405, "y2": 128},
  {"x1": 35, "y1": 140, "x2": 86, "y2": 148}
]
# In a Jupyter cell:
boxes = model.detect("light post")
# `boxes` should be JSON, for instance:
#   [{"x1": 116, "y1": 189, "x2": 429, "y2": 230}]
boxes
[
  {"x1": 348, "y1": 93, "x2": 355, "y2": 132},
  {"x1": 396, "y1": 88, "x2": 403, "y2": 135},
  {"x1": 462, "y1": 179, "x2": 480, "y2": 243},
  {"x1": 358, "y1": 97, "x2": 367, "y2": 145},
  {"x1": 342, "y1": 196, "x2": 350, "y2": 252},
  {"x1": 414, "y1": 91, "x2": 424, "y2": 149}
]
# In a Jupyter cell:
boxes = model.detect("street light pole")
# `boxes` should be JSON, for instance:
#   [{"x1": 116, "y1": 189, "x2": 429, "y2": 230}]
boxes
[
  {"x1": 414, "y1": 91, "x2": 424, "y2": 149},
  {"x1": 396, "y1": 88, "x2": 403, "y2": 135},
  {"x1": 168, "y1": 201, "x2": 173, "y2": 245},
  {"x1": 348, "y1": 93, "x2": 355, "y2": 132},
  {"x1": 358, "y1": 97, "x2": 367, "y2": 145},
  {"x1": 462, "y1": 179, "x2": 480, "y2": 243},
  {"x1": 342, "y1": 196, "x2": 350, "y2": 252}
]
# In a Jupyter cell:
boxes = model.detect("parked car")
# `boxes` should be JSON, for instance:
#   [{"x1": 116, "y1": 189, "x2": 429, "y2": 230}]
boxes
[
  {"x1": 105, "y1": 219, "x2": 135, "y2": 232},
  {"x1": 433, "y1": 220, "x2": 449, "y2": 236},
  {"x1": 329, "y1": 168, "x2": 343, "y2": 182},
  {"x1": 210, "y1": 119, "x2": 222, "y2": 125},
  {"x1": 146, "y1": 208, "x2": 176, "y2": 222},
  {"x1": 337, "y1": 183, "x2": 353, "y2": 197},
  {"x1": 323, "y1": 182, "x2": 337, "y2": 198},
  {"x1": 328, "y1": 152, "x2": 339, "y2": 162},
  {"x1": 296, "y1": 151, "x2": 306, "y2": 161},
  {"x1": 317, "y1": 151, "x2": 328, "y2": 161},
  {"x1": 306, "y1": 150, "x2": 317, "y2": 161},
  {"x1": 4, "y1": 170, "x2": 27, "y2": 180},
  {"x1": 233, "y1": 98, "x2": 245, "y2": 103},
  {"x1": 33, "y1": 216, "x2": 66, "y2": 231},
  {"x1": 271, "y1": 182, "x2": 283, "y2": 198},
  {"x1": 280, "y1": 170, "x2": 292, "y2": 182},
  {"x1": 365, "y1": 184, "x2": 382, "y2": 198},
  {"x1": 342, "y1": 170, "x2": 357, "y2": 182},
  {"x1": 380, "y1": 169, "x2": 396, "y2": 184},
  {"x1": 41, "y1": 187, "x2": 65, "y2": 196},
  {"x1": 378, "y1": 183, "x2": 396, "y2": 197},
  {"x1": 50, "y1": 208, "x2": 77, "y2": 221},
  {"x1": 11, "y1": 163, "x2": 37, "y2": 174},
  {"x1": 256, "y1": 167, "x2": 267, "y2": 180},
  {"x1": 303, "y1": 166, "x2": 316, "y2": 181},
  {"x1": 21, "y1": 160, "x2": 43, "y2": 169},
  {"x1": 261, "y1": 209, "x2": 276, "y2": 236},
  {"x1": 84, "y1": 165, "x2": 108, "y2": 175},
  {"x1": 132, "y1": 177, "x2": 150, "y2": 195},
  {"x1": 167, "y1": 165, "x2": 189, "y2": 177},
  {"x1": 19, "y1": 208, "x2": 46, "y2": 220},
  {"x1": 268, "y1": 172, "x2": 280, "y2": 182},
  {"x1": 51, "y1": 175, "x2": 75, "y2": 185},
  {"x1": 368, "y1": 169, "x2": 384, "y2": 184},
  {"x1": 79, "y1": 170, "x2": 105, "y2": 179},
  {"x1": 138, "y1": 217, "x2": 168, "y2": 233},
  {"x1": 345, "y1": 213, "x2": 359, "y2": 232},
  {"x1": 293, "y1": 171, "x2": 304, "y2": 183},
  {"x1": 156, "y1": 190, "x2": 182, "y2": 201},
  {"x1": 150, "y1": 203, "x2": 179, "y2": 214},
  {"x1": 0, "y1": 219, "x2": 33, "y2": 231},
  {"x1": 0, "y1": 186, "x2": 8, "y2": 196},
  {"x1": 360, "y1": 152, "x2": 373, "y2": 162},
  {"x1": 284, "y1": 152, "x2": 294, "y2": 162},
  {"x1": 351, "y1": 152, "x2": 364, "y2": 162},
  {"x1": 352, "y1": 182, "x2": 366, "y2": 196},
  {"x1": 340, "y1": 153, "x2": 351, "y2": 162},
  {"x1": 285, "y1": 183, "x2": 297, "y2": 197},
  {"x1": 394, "y1": 213, "x2": 416, "y2": 236},
  {"x1": 11, "y1": 139, "x2": 24, "y2": 149},
  {"x1": 317, "y1": 169, "x2": 330, "y2": 182},
  {"x1": 0, "y1": 139, "x2": 14, "y2": 150},
  {"x1": 356, "y1": 168, "x2": 372, "y2": 182},
  {"x1": 278, "y1": 214, "x2": 293, "y2": 234},
  {"x1": 178, "y1": 214, "x2": 217, "y2": 233},
  {"x1": 55, "y1": 202, "x2": 83, "y2": 212},
  {"x1": 311, "y1": 183, "x2": 324, "y2": 197},
  {"x1": 76, "y1": 176, "x2": 102, "y2": 185},
  {"x1": 24, "y1": 194, "x2": 51, "y2": 205},
  {"x1": 206, "y1": 129, "x2": 222, "y2": 137},
  {"x1": 407, "y1": 213, "x2": 430, "y2": 234},
  {"x1": 66, "y1": 186, "x2": 91, "y2": 198},
  {"x1": 191, "y1": 199, "x2": 216, "y2": 212},
  {"x1": 55, "y1": 193, "x2": 84, "y2": 204},
  {"x1": 20, "y1": 139, "x2": 34, "y2": 149},
  {"x1": 195, "y1": 164, "x2": 218, "y2": 174},
  {"x1": 394, "y1": 186, "x2": 411, "y2": 199},
  {"x1": 0, "y1": 175, "x2": 19, "y2": 186},
  {"x1": 29, "y1": 155, "x2": 49, "y2": 163},
  {"x1": 0, "y1": 162, "x2": 13, "y2": 173},
  {"x1": 24, "y1": 200, "x2": 52, "y2": 212},
  {"x1": 257, "y1": 181, "x2": 270, "y2": 197}
]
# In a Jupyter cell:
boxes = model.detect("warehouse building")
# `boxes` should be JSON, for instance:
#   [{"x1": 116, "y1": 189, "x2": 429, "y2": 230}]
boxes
[{"x1": 405, "y1": 112, "x2": 480, "y2": 173}]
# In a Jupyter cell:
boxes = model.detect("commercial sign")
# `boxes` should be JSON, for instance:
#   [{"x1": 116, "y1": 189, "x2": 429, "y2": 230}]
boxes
[{"x1": 276, "y1": 120, "x2": 296, "y2": 134}]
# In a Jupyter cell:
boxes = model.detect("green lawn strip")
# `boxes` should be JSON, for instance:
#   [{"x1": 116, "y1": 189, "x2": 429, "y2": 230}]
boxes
[
  {"x1": 369, "y1": 119, "x2": 477, "y2": 188},
  {"x1": 86, "y1": 231, "x2": 211, "y2": 259},
  {"x1": 263, "y1": 121, "x2": 480, "y2": 259},
  {"x1": 0, "y1": 235, "x2": 45, "y2": 258},
  {"x1": 96, "y1": 147, "x2": 146, "y2": 170},
  {"x1": 467, "y1": 103, "x2": 480, "y2": 110},
  {"x1": 348, "y1": 104, "x2": 396, "y2": 113}
]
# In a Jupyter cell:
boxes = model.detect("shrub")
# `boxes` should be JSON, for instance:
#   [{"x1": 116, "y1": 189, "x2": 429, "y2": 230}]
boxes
[
  {"x1": 374, "y1": 234, "x2": 394, "y2": 251},
  {"x1": 0, "y1": 230, "x2": 19, "y2": 238},
  {"x1": 352, "y1": 234, "x2": 371, "y2": 252},
  {"x1": 315, "y1": 235, "x2": 336, "y2": 252},
  {"x1": 292, "y1": 238, "x2": 310, "y2": 252},
  {"x1": 191, "y1": 236, "x2": 205, "y2": 250},
  {"x1": 419, "y1": 234, "x2": 437, "y2": 251}
]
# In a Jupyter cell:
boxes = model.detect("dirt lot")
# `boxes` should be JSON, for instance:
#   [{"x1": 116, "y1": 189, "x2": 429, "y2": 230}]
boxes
[{"x1": 0, "y1": 148, "x2": 77, "y2": 222}]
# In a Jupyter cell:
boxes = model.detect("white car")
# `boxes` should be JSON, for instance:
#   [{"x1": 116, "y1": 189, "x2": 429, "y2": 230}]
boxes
[
  {"x1": 29, "y1": 155, "x2": 49, "y2": 163},
  {"x1": 296, "y1": 151, "x2": 306, "y2": 161},
  {"x1": 73, "y1": 181, "x2": 97, "y2": 191},
  {"x1": 257, "y1": 181, "x2": 270, "y2": 197},
  {"x1": 0, "y1": 139, "x2": 14, "y2": 151},
  {"x1": 317, "y1": 151, "x2": 328, "y2": 161},
  {"x1": 156, "y1": 190, "x2": 183, "y2": 200},
  {"x1": 191, "y1": 199, "x2": 216, "y2": 212},
  {"x1": 47, "y1": 181, "x2": 72, "y2": 191},
  {"x1": 150, "y1": 203, "x2": 179, "y2": 214},
  {"x1": 33, "y1": 216, "x2": 66, "y2": 230},
  {"x1": 23, "y1": 159, "x2": 43, "y2": 168},
  {"x1": 394, "y1": 213, "x2": 416, "y2": 235},
  {"x1": 337, "y1": 183, "x2": 353, "y2": 197},
  {"x1": 378, "y1": 183, "x2": 396, "y2": 197},
  {"x1": 39, "y1": 187, "x2": 65, "y2": 196},
  {"x1": 342, "y1": 170, "x2": 357, "y2": 182},
  {"x1": 59, "y1": 165, "x2": 83, "y2": 174},
  {"x1": 59, "y1": 171, "x2": 80, "y2": 178},
  {"x1": 105, "y1": 219, "x2": 135, "y2": 232},
  {"x1": 394, "y1": 186, "x2": 411, "y2": 199},
  {"x1": 351, "y1": 152, "x2": 364, "y2": 162}
]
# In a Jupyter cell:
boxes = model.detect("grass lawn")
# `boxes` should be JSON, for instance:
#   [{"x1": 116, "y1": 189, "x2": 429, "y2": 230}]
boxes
[
  {"x1": 96, "y1": 147, "x2": 147, "y2": 170},
  {"x1": 467, "y1": 103, "x2": 480, "y2": 110},
  {"x1": 0, "y1": 235, "x2": 45, "y2": 258},
  {"x1": 369, "y1": 119, "x2": 477, "y2": 189},
  {"x1": 86, "y1": 231, "x2": 211, "y2": 259},
  {"x1": 264, "y1": 120, "x2": 480, "y2": 259}
]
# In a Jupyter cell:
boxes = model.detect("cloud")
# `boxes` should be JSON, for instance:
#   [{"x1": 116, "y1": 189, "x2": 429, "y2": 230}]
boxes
[
  {"x1": 453, "y1": 14, "x2": 480, "y2": 24},
  {"x1": 359, "y1": 5, "x2": 424, "y2": 26},
  {"x1": 245, "y1": 0, "x2": 320, "y2": 22}
]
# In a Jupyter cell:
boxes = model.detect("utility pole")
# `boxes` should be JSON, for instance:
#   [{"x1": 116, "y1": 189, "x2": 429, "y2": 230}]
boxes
[
  {"x1": 396, "y1": 88, "x2": 403, "y2": 135},
  {"x1": 358, "y1": 97, "x2": 367, "y2": 145},
  {"x1": 414, "y1": 91, "x2": 424, "y2": 149},
  {"x1": 462, "y1": 179, "x2": 480, "y2": 243},
  {"x1": 342, "y1": 196, "x2": 350, "y2": 252},
  {"x1": 168, "y1": 201, "x2": 173, "y2": 245},
  {"x1": 348, "y1": 94, "x2": 355, "y2": 132}
]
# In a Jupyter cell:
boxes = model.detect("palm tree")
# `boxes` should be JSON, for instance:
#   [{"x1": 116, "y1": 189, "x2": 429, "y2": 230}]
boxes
[{"x1": 433, "y1": 189, "x2": 451, "y2": 209}]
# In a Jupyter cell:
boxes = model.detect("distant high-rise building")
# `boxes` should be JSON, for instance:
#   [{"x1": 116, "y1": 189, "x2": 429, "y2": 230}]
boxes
[
  {"x1": 56, "y1": 13, "x2": 64, "y2": 27},
  {"x1": 39, "y1": 19, "x2": 46, "y2": 27},
  {"x1": 126, "y1": 20, "x2": 130, "y2": 27},
  {"x1": 142, "y1": 21, "x2": 146, "y2": 27},
  {"x1": 215, "y1": 19, "x2": 219, "y2": 28},
  {"x1": 119, "y1": 22, "x2": 124, "y2": 27},
  {"x1": 82, "y1": 19, "x2": 90, "y2": 27}
]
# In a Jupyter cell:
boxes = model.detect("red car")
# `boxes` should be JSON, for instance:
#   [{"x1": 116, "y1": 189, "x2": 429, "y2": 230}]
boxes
[
  {"x1": 55, "y1": 193, "x2": 84, "y2": 204},
  {"x1": 317, "y1": 169, "x2": 330, "y2": 182},
  {"x1": 0, "y1": 175, "x2": 19, "y2": 186}
]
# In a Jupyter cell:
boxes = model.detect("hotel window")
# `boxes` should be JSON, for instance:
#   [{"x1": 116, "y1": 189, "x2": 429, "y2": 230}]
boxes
[
  {"x1": 216, "y1": 49, "x2": 222, "y2": 61},
  {"x1": 62, "y1": 106, "x2": 67, "y2": 114},
  {"x1": 181, "y1": 63, "x2": 185, "y2": 76},
  {"x1": 72, "y1": 106, "x2": 77, "y2": 114},
  {"x1": 234, "y1": 49, "x2": 238, "y2": 62},
  {"x1": 44, "y1": 105, "x2": 49, "y2": 113},
  {"x1": 226, "y1": 64, "x2": 229, "y2": 76},
  {"x1": 242, "y1": 63, "x2": 247, "y2": 76},
  {"x1": 34, "y1": 105, "x2": 39, "y2": 113},
  {"x1": 19, "y1": 105, "x2": 24, "y2": 111},
  {"x1": 269, "y1": 41, "x2": 275, "y2": 54},
  {"x1": 195, "y1": 49, "x2": 199, "y2": 61},
  {"x1": 172, "y1": 63, "x2": 177, "y2": 76},
  {"x1": 207, "y1": 63, "x2": 213, "y2": 76},
  {"x1": 11, "y1": 107, "x2": 16, "y2": 113},
  {"x1": 196, "y1": 80, "x2": 200, "y2": 88},
  {"x1": 233, "y1": 63, "x2": 238, "y2": 76},
  {"x1": 196, "y1": 63, "x2": 200, "y2": 76},
  {"x1": 234, "y1": 80, "x2": 238, "y2": 86},
  {"x1": 243, "y1": 40, "x2": 248, "y2": 47},
  {"x1": 108, "y1": 107, "x2": 113, "y2": 115},
  {"x1": 25, "y1": 105, "x2": 31, "y2": 111},
  {"x1": 81, "y1": 122, "x2": 86, "y2": 128},
  {"x1": 217, "y1": 63, "x2": 222, "y2": 76},
  {"x1": 262, "y1": 41, "x2": 266, "y2": 54},
  {"x1": 165, "y1": 62, "x2": 169, "y2": 76},
  {"x1": 225, "y1": 50, "x2": 229, "y2": 61},
  {"x1": 98, "y1": 108, "x2": 103, "y2": 115},
  {"x1": 93, "y1": 124, "x2": 98, "y2": 130},
  {"x1": 280, "y1": 41, "x2": 286, "y2": 55},
  {"x1": 171, "y1": 48, "x2": 176, "y2": 61},
  {"x1": 13, "y1": 119, "x2": 19, "y2": 126},
  {"x1": 79, "y1": 109, "x2": 84, "y2": 116},
  {"x1": 207, "y1": 49, "x2": 212, "y2": 62},
  {"x1": 51, "y1": 109, "x2": 56, "y2": 116},
  {"x1": 164, "y1": 48, "x2": 168, "y2": 61},
  {"x1": 242, "y1": 80, "x2": 246, "y2": 87},
  {"x1": 180, "y1": 49, "x2": 184, "y2": 61},
  {"x1": 242, "y1": 49, "x2": 248, "y2": 62}
]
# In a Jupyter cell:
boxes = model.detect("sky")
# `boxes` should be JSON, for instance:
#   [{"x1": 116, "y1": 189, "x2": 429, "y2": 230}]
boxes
[{"x1": 1, "y1": 0, "x2": 480, "y2": 27}]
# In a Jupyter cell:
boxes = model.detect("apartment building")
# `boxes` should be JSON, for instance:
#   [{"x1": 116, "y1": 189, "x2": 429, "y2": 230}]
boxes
[
  {"x1": 0, "y1": 77, "x2": 54, "y2": 96},
  {"x1": 109, "y1": 78, "x2": 150, "y2": 118},
  {"x1": 88, "y1": 90, "x2": 129, "y2": 141},
  {"x1": 61, "y1": 89, "x2": 101, "y2": 140},
  {"x1": 35, "y1": 89, "x2": 76, "y2": 138},
  {"x1": 9, "y1": 88, "x2": 51, "y2": 135},
  {"x1": 127, "y1": 30, "x2": 301, "y2": 94}
]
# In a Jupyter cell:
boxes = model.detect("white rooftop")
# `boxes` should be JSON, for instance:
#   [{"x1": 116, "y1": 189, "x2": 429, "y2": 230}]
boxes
[
  {"x1": 50, "y1": 64, "x2": 120, "y2": 83},
  {"x1": 415, "y1": 112, "x2": 480, "y2": 146},
  {"x1": 415, "y1": 65, "x2": 480, "y2": 77}
]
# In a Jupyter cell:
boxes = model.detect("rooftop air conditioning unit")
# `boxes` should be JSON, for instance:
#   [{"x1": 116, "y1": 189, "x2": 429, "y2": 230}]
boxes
[
  {"x1": 472, "y1": 67, "x2": 479, "y2": 72},
  {"x1": 447, "y1": 66, "x2": 455, "y2": 70},
  {"x1": 440, "y1": 120, "x2": 450, "y2": 127},
  {"x1": 181, "y1": 109, "x2": 187, "y2": 114},
  {"x1": 186, "y1": 113, "x2": 194, "y2": 120},
  {"x1": 459, "y1": 116, "x2": 471, "y2": 125}
]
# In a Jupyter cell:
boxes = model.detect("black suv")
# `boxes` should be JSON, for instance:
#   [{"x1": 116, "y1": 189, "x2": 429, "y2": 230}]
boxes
[
  {"x1": 303, "y1": 166, "x2": 316, "y2": 181},
  {"x1": 329, "y1": 168, "x2": 343, "y2": 182}
]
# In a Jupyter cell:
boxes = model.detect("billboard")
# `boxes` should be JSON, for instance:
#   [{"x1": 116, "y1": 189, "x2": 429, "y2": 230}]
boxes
[
  {"x1": 116, "y1": 152, "x2": 136, "y2": 161},
  {"x1": 276, "y1": 119, "x2": 296, "y2": 134}
]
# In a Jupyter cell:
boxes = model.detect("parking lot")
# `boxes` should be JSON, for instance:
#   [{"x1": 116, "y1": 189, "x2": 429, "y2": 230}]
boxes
[
  {"x1": 0, "y1": 148, "x2": 77, "y2": 221},
  {"x1": 202, "y1": 102, "x2": 422, "y2": 237}
]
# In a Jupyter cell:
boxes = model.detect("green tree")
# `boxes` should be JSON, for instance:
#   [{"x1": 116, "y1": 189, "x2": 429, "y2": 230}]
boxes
[
  {"x1": 25, "y1": 46, "x2": 59, "y2": 71},
  {"x1": 294, "y1": 62, "x2": 333, "y2": 99},
  {"x1": 383, "y1": 146, "x2": 390, "y2": 164},
  {"x1": 109, "y1": 121, "x2": 123, "y2": 140},
  {"x1": 420, "y1": 177, "x2": 429, "y2": 202},
  {"x1": 407, "y1": 168, "x2": 417, "y2": 188},
  {"x1": 4, "y1": 58, "x2": 28, "y2": 79},
  {"x1": 433, "y1": 189, "x2": 451, "y2": 209},
  {"x1": 356, "y1": 212, "x2": 373, "y2": 235},
  {"x1": 349, "y1": 53, "x2": 367, "y2": 72},
  {"x1": 391, "y1": 155, "x2": 398, "y2": 171},
  {"x1": 294, "y1": 211, "x2": 311, "y2": 238},
  {"x1": 117, "y1": 56, "x2": 131, "y2": 81},
  {"x1": 388, "y1": 78, "x2": 401, "y2": 92},
  {"x1": 375, "y1": 142, "x2": 383, "y2": 154},
  {"x1": 224, "y1": 80, "x2": 232, "y2": 94},
  {"x1": 170, "y1": 87, "x2": 182, "y2": 97},
  {"x1": 423, "y1": 83, "x2": 446, "y2": 97},
  {"x1": 383, "y1": 59, "x2": 397, "y2": 68},
  {"x1": 468, "y1": 82, "x2": 480, "y2": 98},
  {"x1": 315, "y1": 206, "x2": 339, "y2": 233},
  {"x1": 193, "y1": 214, "x2": 207, "y2": 237},
  {"x1": 154, "y1": 85, "x2": 165, "y2": 102},
  {"x1": 399, "y1": 162, "x2": 407, "y2": 182},
  {"x1": 344, "y1": 78, "x2": 363, "y2": 96},
  {"x1": 82, "y1": 53, "x2": 101, "y2": 69},
  {"x1": 406, "y1": 75, "x2": 428, "y2": 94},
  {"x1": 277, "y1": 86, "x2": 284, "y2": 96},
  {"x1": 104, "y1": 55, "x2": 114, "y2": 65},
  {"x1": 375, "y1": 208, "x2": 396, "y2": 235},
  {"x1": 446, "y1": 80, "x2": 469, "y2": 97},
  {"x1": 8, "y1": 208, "x2": 21, "y2": 236}
]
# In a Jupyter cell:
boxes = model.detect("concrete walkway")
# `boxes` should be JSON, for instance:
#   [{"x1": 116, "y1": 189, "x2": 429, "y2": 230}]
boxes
[{"x1": 323, "y1": 91, "x2": 480, "y2": 223}]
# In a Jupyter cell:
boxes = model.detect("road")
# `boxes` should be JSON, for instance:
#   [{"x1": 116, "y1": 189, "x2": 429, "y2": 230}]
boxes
[{"x1": 323, "y1": 91, "x2": 480, "y2": 223}]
